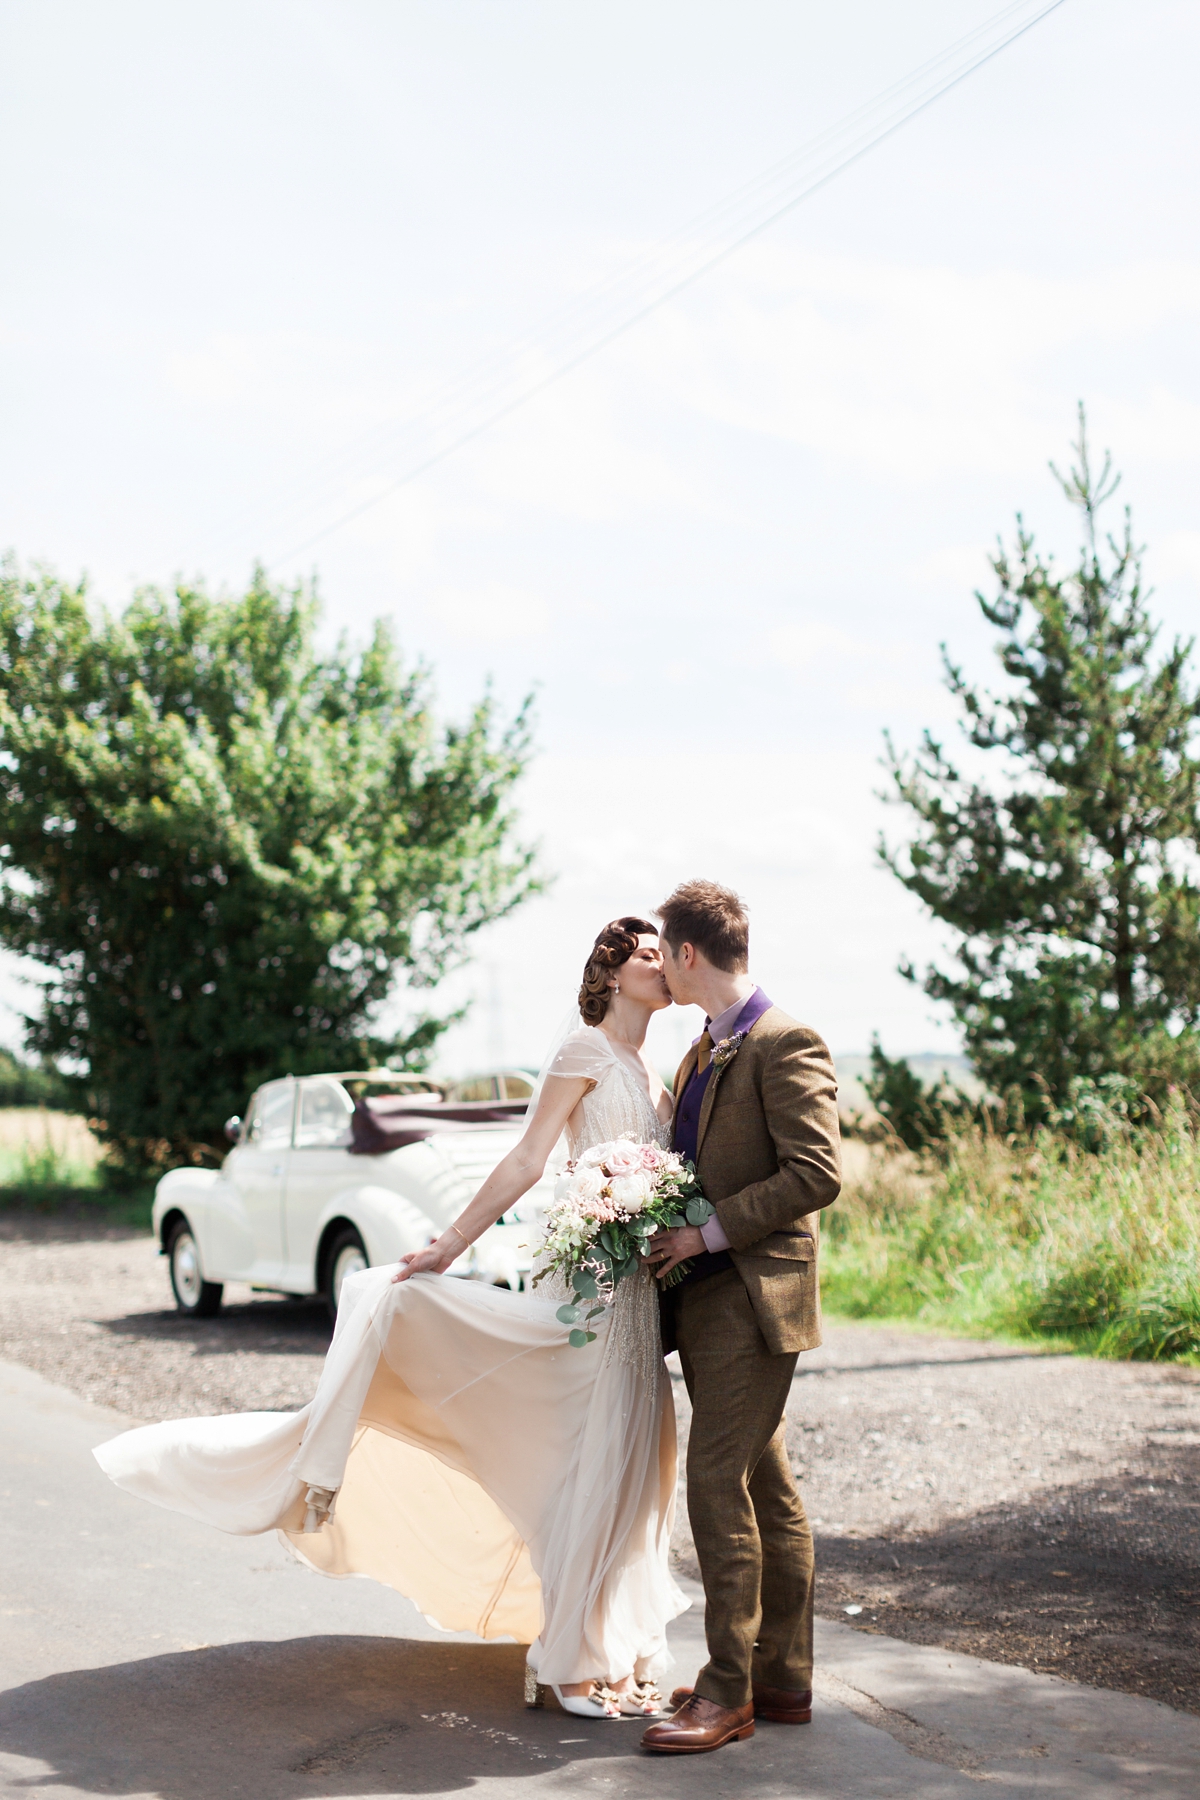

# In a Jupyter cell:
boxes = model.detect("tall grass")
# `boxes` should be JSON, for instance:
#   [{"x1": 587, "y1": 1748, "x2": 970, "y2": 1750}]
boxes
[
  {"x1": 824, "y1": 1100, "x2": 1200, "y2": 1361},
  {"x1": 0, "y1": 1107, "x2": 152, "y2": 1225}
]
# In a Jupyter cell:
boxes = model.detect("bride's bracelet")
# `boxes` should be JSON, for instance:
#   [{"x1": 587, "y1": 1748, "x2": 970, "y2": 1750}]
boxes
[{"x1": 445, "y1": 1224, "x2": 471, "y2": 1252}]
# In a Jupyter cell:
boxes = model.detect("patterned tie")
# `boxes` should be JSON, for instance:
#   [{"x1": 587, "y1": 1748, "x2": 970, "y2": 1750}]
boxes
[{"x1": 695, "y1": 1028, "x2": 713, "y2": 1076}]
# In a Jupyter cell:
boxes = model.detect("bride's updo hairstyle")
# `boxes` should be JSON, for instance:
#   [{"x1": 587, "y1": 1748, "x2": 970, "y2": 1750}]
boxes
[{"x1": 578, "y1": 916, "x2": 659, "y2": 1025}]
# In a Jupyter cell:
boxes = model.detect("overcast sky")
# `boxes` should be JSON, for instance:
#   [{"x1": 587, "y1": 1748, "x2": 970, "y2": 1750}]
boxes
[{"x1": 3, "y1": 0, "x2": 1199, "y2": 1077}]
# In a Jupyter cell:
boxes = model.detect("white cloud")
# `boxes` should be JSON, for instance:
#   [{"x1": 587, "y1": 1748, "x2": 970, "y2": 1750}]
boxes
[
  {"x1": 1155, "y1": 530, "x2": 1200, "y2": 588},
  {"x1": 623, "y1": 249, "x2": 1200, "y2": 485},
  {"x1": 769, "y1": 620, "x2": 861, "y2": 670},
  {"x1": 425, "y1": 583, "x2": 551, "y2": 642},
  {"x1": 910, "y1": 542, "x2": 996, "y2": 589}
]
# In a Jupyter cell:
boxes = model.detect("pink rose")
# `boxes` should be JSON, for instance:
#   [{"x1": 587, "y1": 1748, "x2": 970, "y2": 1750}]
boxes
[{"x1": 604, "y1": 1141, "x2": 643, "y2": 1178}]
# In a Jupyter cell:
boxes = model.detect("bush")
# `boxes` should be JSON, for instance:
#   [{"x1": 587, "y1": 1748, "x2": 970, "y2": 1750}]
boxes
[
  {"x1": 861, "y1": 1036, "x2": 991, "y2": 1149},
  {"x1": 0, "y1": 1050, "x2": 77, "y2": 1111},
  {"x1": 823, "y1": 1098, "x2": 1200, "y2": 1360},
  {"x1": 1100, "y1": 1258, "x2": 1200, "y2": 1361}
]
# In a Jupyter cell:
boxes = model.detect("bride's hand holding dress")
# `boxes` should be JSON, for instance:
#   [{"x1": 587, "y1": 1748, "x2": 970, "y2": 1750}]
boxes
[{"x1": 389, "y1": 1072, "x2": 592, "y2": 1284}]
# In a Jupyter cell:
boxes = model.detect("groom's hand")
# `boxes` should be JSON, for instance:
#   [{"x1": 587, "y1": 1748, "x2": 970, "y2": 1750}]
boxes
[{"x1": 642, "y1": 1225, "x2": 706, "y2": 1278}]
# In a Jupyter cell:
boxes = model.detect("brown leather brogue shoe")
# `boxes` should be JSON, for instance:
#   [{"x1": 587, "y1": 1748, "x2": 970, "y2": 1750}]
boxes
[
  {"x1": 640, "y1": 1694, "x2": 755, "y2": 1754},
  {"x1": 668, "y1": 1682, "x2": 812, "y2": 1723}
]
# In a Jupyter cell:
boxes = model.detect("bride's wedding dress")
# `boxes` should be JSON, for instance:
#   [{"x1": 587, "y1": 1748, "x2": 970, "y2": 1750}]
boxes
[{"x1": 95, "y1": 1027, "x2": 688, "y2": 1687}]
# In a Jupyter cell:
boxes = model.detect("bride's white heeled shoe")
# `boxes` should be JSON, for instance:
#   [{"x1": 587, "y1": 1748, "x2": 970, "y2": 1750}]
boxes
[
  {"x1": 550, "y1": 1682, "x2": 622, "y2": 1718},
  {"x1": 523, "y1": 1663, "x2": 626, "y2": 1718},
  {"x1": 612, "y1": 1681, "x2": 662, "y2": 1716}
]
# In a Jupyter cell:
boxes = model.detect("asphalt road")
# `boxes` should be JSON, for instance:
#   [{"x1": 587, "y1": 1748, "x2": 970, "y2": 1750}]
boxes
[
  {"x1": 3, "y1": 1357, "x2": 1199, "y2": 1800},
  {"x1": 3, "y1": 1211, "x2": 1198, "y2": 1711}
]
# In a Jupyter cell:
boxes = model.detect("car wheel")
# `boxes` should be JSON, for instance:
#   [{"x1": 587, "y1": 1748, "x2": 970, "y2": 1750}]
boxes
[
  {"x1": 324, "y1": 1227, "x2": 368, "y2": 1318},
  {"x1": 167, "y1": 1221, "x2": 224, "y2": 1318}
]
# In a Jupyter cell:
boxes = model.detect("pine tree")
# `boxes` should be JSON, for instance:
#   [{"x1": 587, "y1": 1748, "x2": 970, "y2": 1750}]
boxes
[{"x1": 881, "y1": 410, "x2": 1200, "y2": 1119}]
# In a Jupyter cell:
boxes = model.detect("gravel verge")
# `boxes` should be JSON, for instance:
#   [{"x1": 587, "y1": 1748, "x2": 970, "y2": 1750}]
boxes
[{"x1": 3, "y1": 1211, "x2": 1197, "y2": 1714}]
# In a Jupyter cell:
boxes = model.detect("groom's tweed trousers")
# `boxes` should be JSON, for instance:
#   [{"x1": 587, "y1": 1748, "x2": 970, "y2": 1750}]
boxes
[
  {"x1": 673, "y1": 1270, "x2": 814, "y2": 1708},
  {"x1": 667, "y1": 1001, "x2": 840, "y2": 1709}
]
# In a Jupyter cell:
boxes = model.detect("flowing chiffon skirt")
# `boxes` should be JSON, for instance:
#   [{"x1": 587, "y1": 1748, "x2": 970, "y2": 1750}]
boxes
[{"x1": 94, "y1": 1264, "x2": 687, "y2": 1684}]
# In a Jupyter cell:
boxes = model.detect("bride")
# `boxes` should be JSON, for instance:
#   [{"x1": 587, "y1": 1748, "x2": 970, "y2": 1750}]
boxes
[{"x1": 95, "y1": 916, "x2": 688, "y2": 1719}]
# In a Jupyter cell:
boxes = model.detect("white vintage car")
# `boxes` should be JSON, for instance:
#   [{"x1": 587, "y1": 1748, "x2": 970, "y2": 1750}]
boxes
[{"x1": 153, "y1": 1069, "x2": 550, "y2": 1318}]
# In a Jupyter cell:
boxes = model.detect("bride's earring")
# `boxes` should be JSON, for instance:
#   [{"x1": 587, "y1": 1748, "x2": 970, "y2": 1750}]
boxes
[{"x1": 612, "y1": 983, "x2": 620, "y2": 994}]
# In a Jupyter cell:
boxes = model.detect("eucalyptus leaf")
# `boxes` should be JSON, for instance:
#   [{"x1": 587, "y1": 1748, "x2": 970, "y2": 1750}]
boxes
[
  {"x1": 573, "y1": 1270, "x2": 598, "y2": 1300},
  {"x1": 568, "y1": 1328, "x2": 597, "y2": 1348},
  {"x1": 556, "y1": 1304, "x2": 580, "y2": 1324}
]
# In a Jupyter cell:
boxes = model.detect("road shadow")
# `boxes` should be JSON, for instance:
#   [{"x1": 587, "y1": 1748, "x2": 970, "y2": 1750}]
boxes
[
  {"x1": 815, "y1": 1430, "x2": 1200, "y2": 1715},
  {"x1": 0, "y1": 1209, "x2": 148, "y2": 1245},
  {"x1": 795, "y1": 1351, "x2": 1061, "y2": 1377},
  {"x1": 96, "y1": 1296, "x2": 333, "y2": 1356},
  {"x1": 0, "y1": 1636, "x2": 649, "y2": 1797}
]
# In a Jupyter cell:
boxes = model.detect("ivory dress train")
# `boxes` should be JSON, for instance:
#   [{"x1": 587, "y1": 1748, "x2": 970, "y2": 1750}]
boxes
[{"x1": 94, "y1": 1027, "x2": 688, "y2": 1687}]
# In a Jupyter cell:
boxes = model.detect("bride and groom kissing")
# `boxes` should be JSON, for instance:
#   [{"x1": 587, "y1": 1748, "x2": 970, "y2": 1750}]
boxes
[{"x1": 96, "y1": 879, "x2": 842, "y2": 1758}]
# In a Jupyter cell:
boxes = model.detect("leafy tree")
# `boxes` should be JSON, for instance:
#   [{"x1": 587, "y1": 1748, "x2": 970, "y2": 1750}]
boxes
[
  {"x1": 0, "y1": 1048, "x2": 77, "y2": 1111},
  {"x1": 880, "y1": 411, "x2": 1200, "y2": 1121},
  {"x1": 0, "y1": 561, "x2": 539, "y2": 1168}
]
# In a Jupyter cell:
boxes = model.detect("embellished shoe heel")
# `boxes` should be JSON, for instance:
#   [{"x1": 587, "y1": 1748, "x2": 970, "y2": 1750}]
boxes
[
  {"x1": 524, "y1": 1666, "x2": 547, "y2": 1708},
  {"x1": 301, "y1": 1485, "x2": 337, "y2": 1532}
]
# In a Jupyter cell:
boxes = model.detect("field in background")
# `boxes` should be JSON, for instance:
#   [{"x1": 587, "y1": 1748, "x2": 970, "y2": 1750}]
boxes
[
  {"x1": 0, "y1": 1107, "x2": 152, "y2": 1225},
  {"x1": 0, "y1": 1107, "x2": 103, "y2": 1185},
  {"x1": 833, "y1": 1052, "x2": 980, "y2": 1121},
  {"x1": 5, "y1": 1096, "x2": 1196, "y2": 1366},
  {"x1": 825, "y1": 1111, "x2": 1200, "y2": 1362}
]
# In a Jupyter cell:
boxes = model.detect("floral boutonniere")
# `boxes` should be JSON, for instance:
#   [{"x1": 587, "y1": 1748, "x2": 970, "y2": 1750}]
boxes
[{"x1": 709, "y1": 1029, "x2": 748, "y2": 1073}]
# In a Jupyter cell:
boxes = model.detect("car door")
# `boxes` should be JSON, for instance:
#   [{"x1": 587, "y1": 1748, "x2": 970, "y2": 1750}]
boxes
[
  {"x1": 281, "y1": 1077, "x2": 356, "y2": 1291},
  {"x1": 227, "y1": 1078, "x2": 294, "y2": 1282}
]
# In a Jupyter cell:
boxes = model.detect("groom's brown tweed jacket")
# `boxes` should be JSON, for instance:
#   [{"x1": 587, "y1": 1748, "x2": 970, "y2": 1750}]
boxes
[{"x1": 672, "y1": 1005, "x2": 841, "y2": 1354}]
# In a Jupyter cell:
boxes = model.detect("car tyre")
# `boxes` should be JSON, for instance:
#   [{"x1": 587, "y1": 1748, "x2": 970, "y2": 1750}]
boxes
[
  {"x1": 324, "y1": 1226, "x2": 369, "y2": 1318},
  {"x1": 167, "y1": 1220, "x2": 224, "y2": 1317}
]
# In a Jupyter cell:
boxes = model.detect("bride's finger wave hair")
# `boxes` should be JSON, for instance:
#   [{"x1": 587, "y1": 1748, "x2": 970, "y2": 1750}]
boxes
[{"x1": 578, "y1": 916, "x2": 659, "y2": 1025}]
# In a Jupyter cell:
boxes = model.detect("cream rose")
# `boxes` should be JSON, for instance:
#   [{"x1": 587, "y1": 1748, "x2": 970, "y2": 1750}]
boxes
[{"x1": 608, "y1": 1170, "x2": 654, "y2": 1214}]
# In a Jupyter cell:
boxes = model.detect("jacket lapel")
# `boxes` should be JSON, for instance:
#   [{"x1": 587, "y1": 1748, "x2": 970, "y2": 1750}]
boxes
[
  {"x1": 694, "y1": 998, "x2": 777, "y2": 1159},
  {"x1": 695, "y1": 1058, "x2": 722, "y2": 1158}
]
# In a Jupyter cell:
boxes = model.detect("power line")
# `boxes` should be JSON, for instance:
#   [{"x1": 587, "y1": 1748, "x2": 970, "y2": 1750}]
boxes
[
  {"x1": 266, "y1": 0, "x2": 1067, "y2": 569},
  {"x1": 241, "y1": 0, "x2": 1043, "y2": 546}
]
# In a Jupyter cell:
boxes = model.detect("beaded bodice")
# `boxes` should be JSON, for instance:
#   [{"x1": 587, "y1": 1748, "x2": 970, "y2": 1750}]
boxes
[{"x1": 538, "y1": 1029, "x2": 670, "y2": 1383}]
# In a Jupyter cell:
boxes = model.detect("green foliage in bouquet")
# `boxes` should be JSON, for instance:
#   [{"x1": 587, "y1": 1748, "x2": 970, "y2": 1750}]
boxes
[{"x1": 534, "y1": 1139, "x2": 714, "y2": 1346}]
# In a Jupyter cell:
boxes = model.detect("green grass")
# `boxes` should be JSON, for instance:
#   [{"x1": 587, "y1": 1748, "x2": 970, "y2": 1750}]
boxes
[
  {"x1": 0, "y1": 1114, "x2": 154, "y2": 1228},
  {"x1": 824, "y1": 1100, "x2": 1200, "y2": 1361}
]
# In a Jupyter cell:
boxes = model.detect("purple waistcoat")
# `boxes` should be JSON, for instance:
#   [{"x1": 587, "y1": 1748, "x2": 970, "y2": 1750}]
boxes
[{"x1": 671, "y1": 987, "x2": 774, "y2": 1289}]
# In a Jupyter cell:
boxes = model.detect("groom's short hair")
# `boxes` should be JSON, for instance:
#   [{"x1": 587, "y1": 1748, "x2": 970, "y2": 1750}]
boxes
[{"x1": 656, "y1": 880, "x2": 749, "y2": 973}]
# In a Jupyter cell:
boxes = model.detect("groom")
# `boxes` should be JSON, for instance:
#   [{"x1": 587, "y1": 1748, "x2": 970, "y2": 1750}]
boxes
[{"x1": 640, "y1": 879, "x2": 841, "y2": 1755}]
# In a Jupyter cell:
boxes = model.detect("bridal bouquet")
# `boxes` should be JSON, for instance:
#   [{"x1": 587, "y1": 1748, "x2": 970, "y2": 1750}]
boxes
[{"x1": 534, "y1": 1137, "x2": 714, "y2": 1346}]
